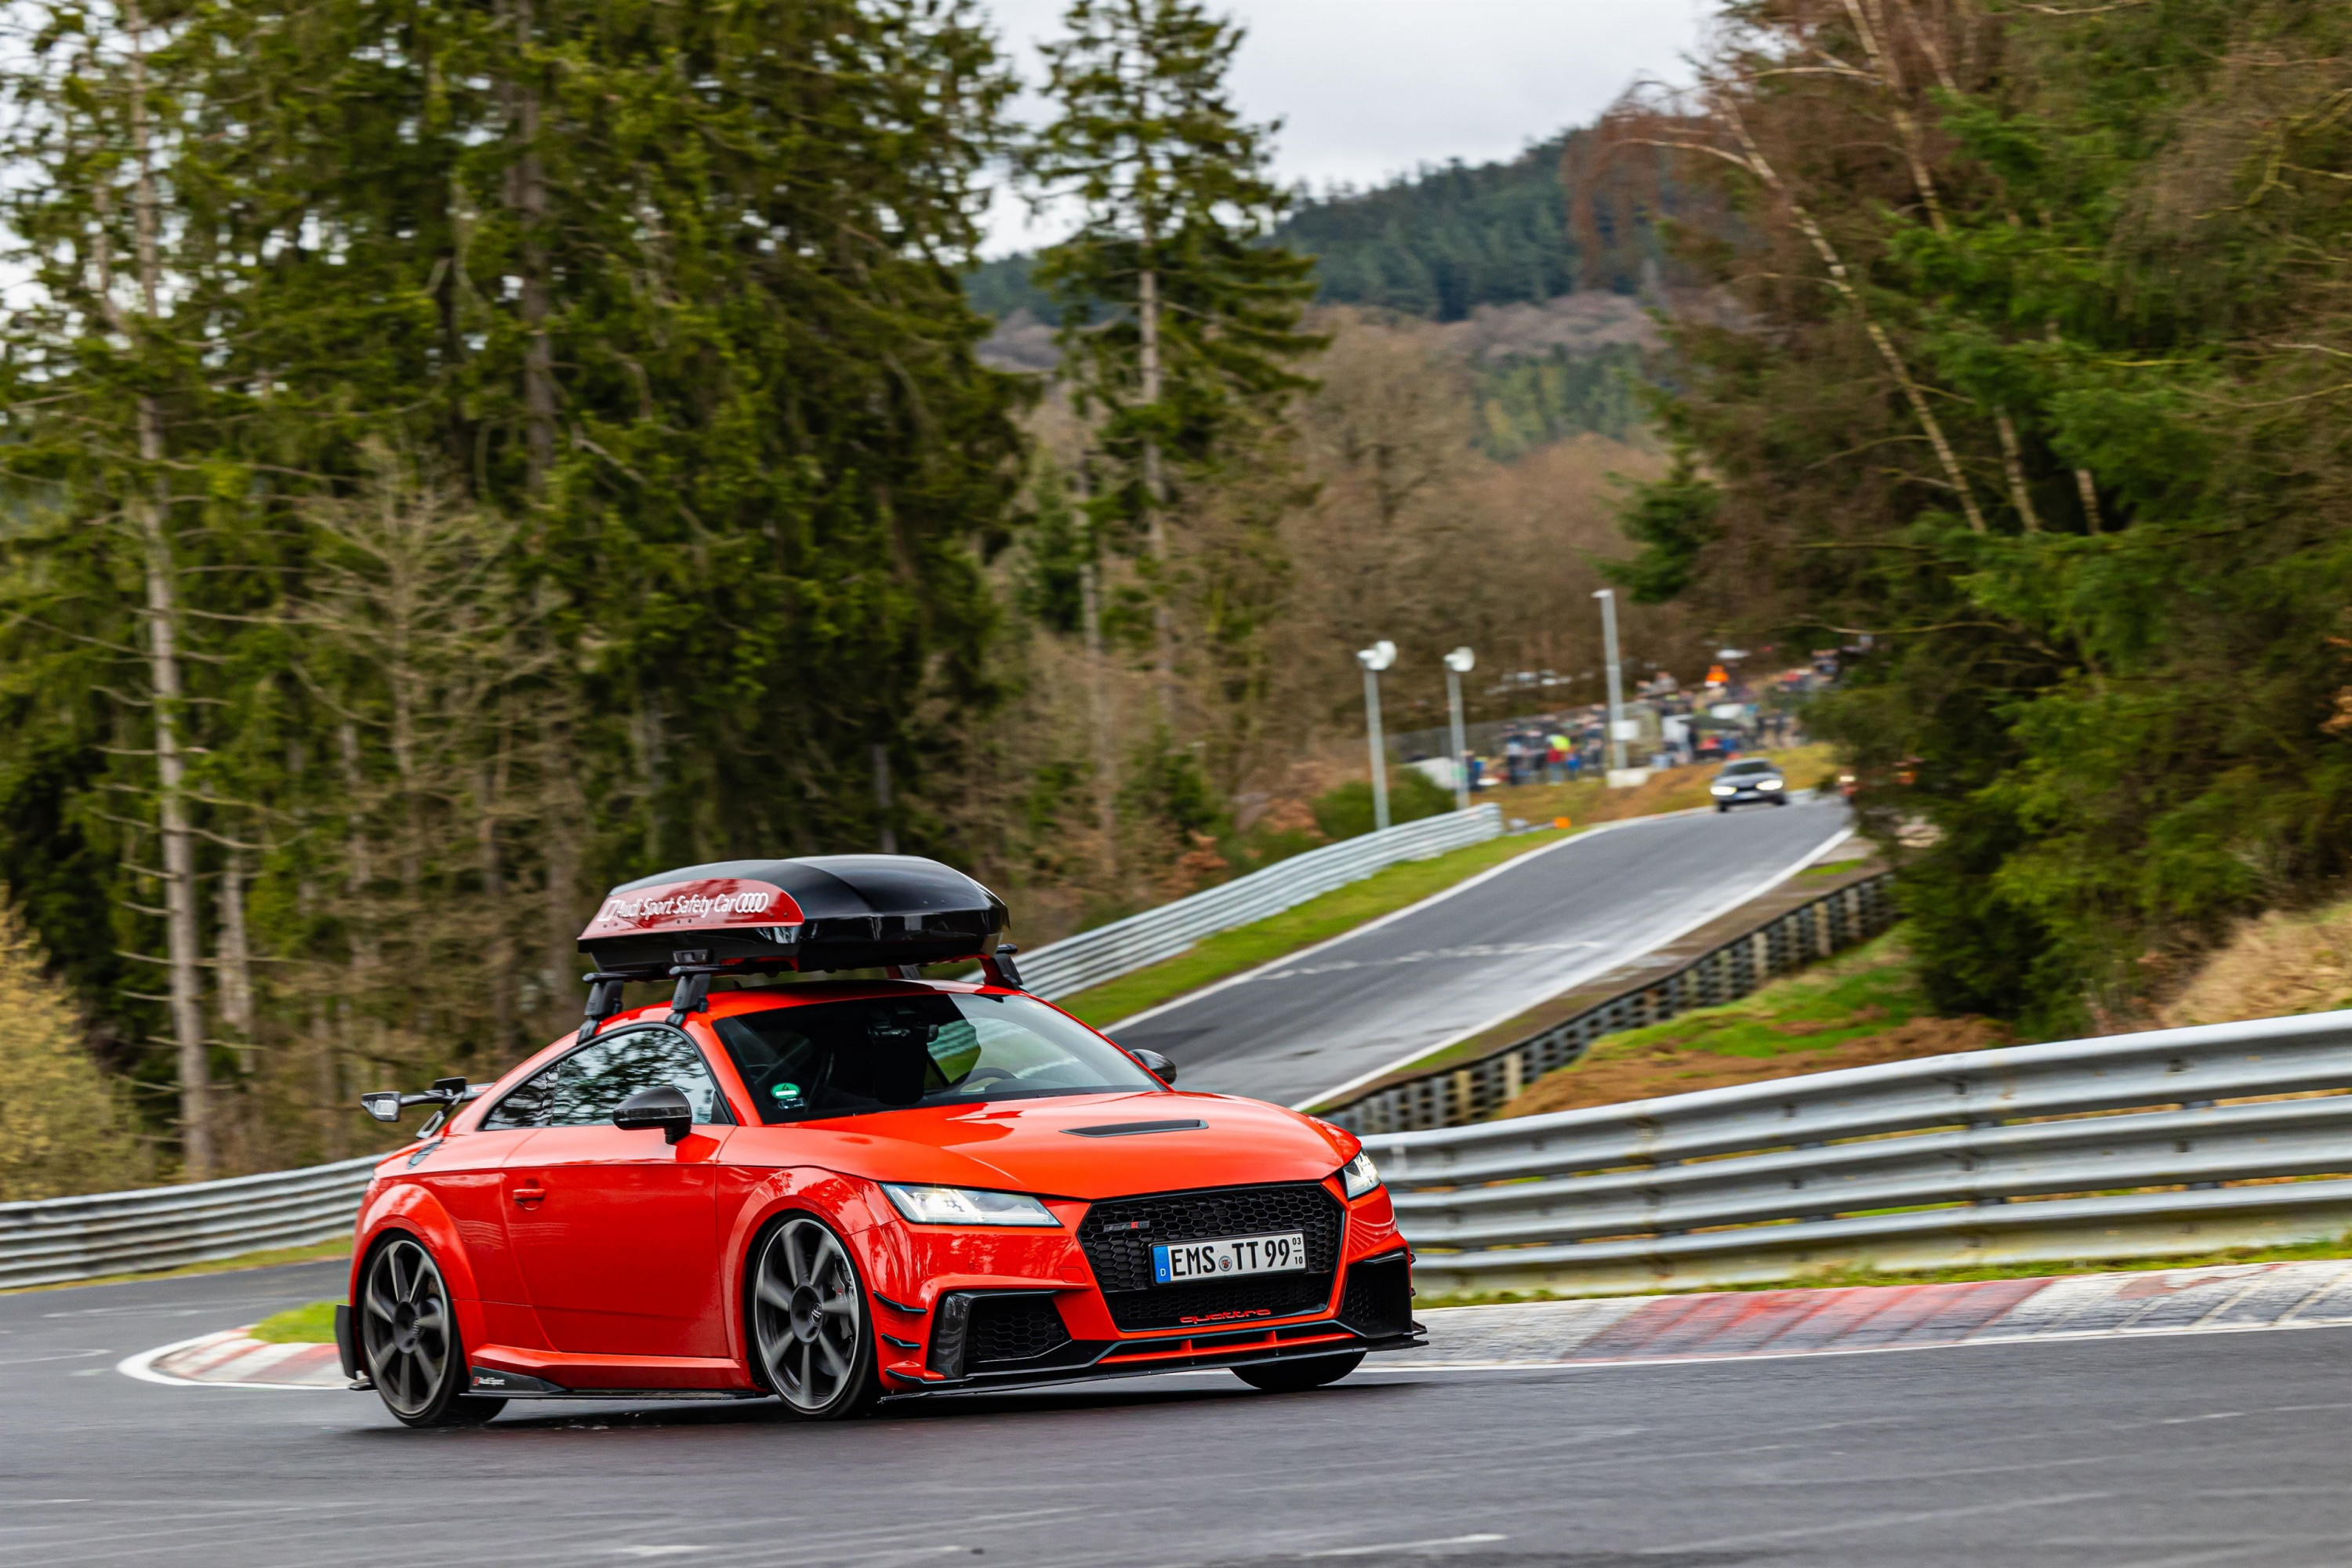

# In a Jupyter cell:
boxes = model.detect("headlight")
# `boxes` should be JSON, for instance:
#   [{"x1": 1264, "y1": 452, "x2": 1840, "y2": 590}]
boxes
[
  {"x1": 1339, "y1": 1150, "x2": 1381, "y2": 1200},
  {"x1": 1759, "y1": 777, "x2": 1783, "y2": 790},
  {"x1": 879, "y1": 1184, "x2": 1060, "y2": 1227},
  {"x1": 1710, "y1": 784, "x2": 1735, "y2": 796}
]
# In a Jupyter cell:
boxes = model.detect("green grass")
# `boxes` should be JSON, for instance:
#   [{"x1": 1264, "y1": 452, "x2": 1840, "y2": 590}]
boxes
[
  {"x1": 1417, "y1": 1229, "x2": 2352, "y2": 1307},
  {"x1": 250, "y1": 1300, "x2": 339, "y2": 1343},
  {"x1": 1799, "y1": 855, "x2": 1868, "y2": 878},
  {"x1": 0, "y1": 1236, "x2": 350, "y2": 1296},
  {"x1": 1574, "y1": 929, "x2": 1926, "y2": 1065},
  {"x1": 1057, "y1": 826, "x2": 1573, "y2": 1027}
]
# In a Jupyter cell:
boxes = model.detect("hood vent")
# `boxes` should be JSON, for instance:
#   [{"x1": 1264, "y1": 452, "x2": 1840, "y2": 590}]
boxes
[{"x1": 1062, "y1": 1119, "x2": 1208, "y2": 1138}]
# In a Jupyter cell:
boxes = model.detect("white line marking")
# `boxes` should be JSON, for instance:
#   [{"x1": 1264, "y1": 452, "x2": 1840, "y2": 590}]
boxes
[
  {"x1": 1099, "y1": 809, "x2": 1716, "y2": 1037},
  {"x1": 1301, "y1": 1535, "x2": 1506, "y2": 1558},
  {"x1": 1296, "y1": 818, "x2": 1854, "y2": 1109}
]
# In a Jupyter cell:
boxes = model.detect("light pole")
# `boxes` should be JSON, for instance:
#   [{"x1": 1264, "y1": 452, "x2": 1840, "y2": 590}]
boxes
[
  {"x1": 1594, "y1": 588, "x2": 1628, "y2": 775},
  {"x1": 1357, "y1": 640, "x2": 1396, "y2": 833},
  {"x1": 1443, "y1": 646, "x2": 1475, "y2": 811}
]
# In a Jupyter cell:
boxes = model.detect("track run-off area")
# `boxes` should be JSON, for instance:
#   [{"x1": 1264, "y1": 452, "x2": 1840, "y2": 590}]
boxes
[
  {"x1": 1119, "y1": 793, "x2": 1852, "y2": 1109},
  {"x1": 7, "y1": 1258, "x2": 2347, "y2": 1568}
]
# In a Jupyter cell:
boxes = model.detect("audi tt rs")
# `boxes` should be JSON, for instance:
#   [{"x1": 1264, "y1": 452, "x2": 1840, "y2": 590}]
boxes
[{"x1": 340, "y1": 855, "x2": 1421, "y2": 1426}]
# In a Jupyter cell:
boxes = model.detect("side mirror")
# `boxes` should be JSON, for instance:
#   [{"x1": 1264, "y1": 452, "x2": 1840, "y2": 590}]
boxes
[
  {"x1": 1131, "y1": 1048, "x2": 1178, "y2": 1085},
  {"x1": 612, "y1": 1084, "x2": 694, "y2": 1145},
  {"x1": 360, "y1": 1091, "x2": 403, "y2": 1123}
]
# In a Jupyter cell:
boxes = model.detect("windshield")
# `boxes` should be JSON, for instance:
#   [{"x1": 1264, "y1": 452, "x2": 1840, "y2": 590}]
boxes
[
  {"x1": 711, "y1": 992, "x2": 1160, "y2": 1123},
  {"x1": 1722, "y1": 760, "x2": 1774, "y2": 775}
]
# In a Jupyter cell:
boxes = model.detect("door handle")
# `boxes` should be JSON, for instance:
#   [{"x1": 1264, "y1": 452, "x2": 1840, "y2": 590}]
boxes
[{"x1": 510, "y1": 1183, "x2": 547, "y2": 1206}]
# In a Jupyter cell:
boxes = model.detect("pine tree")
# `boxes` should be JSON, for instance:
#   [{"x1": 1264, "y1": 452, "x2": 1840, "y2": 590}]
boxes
[{"x1": 1023, "y1": 0, "x2": 1321, "y2": 726}]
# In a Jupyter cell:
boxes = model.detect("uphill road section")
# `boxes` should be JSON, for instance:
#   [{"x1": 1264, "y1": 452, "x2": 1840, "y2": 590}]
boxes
[
  {"x1": 9, "y1": 1261, "x2": 2351, "y2": 1566},
  {"x1": 1115, "y1": 792, "x2": 1849, "y2": 1109}
]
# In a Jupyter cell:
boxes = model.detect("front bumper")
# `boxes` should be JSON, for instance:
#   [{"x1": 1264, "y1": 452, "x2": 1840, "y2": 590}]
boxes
[
  {"x1": 878, "y1": 1320, "x2": 1426, "y2": 1402},
  {"x1": 886, "y1": 1247, "x2": 1422, "y2": 1398},
  {"x1": 868, "y1": 1181, "x2": 1419, "y2": 1397}
]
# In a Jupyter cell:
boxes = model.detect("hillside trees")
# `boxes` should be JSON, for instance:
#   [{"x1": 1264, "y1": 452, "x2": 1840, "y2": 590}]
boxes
[
  {"x1": 0, "y1": 0, "x2": 1025, "y2": 1178},
  {"x1": 1602, "y1": 0, "x2": 2352, "y2": 1029}
]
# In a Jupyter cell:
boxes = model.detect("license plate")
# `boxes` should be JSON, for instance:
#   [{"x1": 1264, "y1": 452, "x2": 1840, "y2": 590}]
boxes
[{"x1": 1152, "y1": 1232, "x2": 1309, "y2": 1283}]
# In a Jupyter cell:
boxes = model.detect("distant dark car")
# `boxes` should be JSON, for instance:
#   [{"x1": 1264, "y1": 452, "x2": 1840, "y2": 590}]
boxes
[{"x1": 1711, "y1": 757, "x2": 1788, "y2": 811}]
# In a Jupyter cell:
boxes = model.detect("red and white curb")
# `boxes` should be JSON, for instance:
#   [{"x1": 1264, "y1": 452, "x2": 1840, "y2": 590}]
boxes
[
  {"x1": 119, "y1": 1259, "x2": 2352, "y2": 1391},
  {"x1": 118, "y1": 1329, "x2": 347, "y2": 1390},
  {"x1": 1411, "y1": 1258, "x2": 2352, "y2": 1368}
]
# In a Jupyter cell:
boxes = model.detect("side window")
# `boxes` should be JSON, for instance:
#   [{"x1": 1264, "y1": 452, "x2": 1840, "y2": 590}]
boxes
[
  {"x1": 546, "y1": 1029, "x2": 725, "y2": 1127},
  {"x1": 481, "y1": 1058, "x2": 564, "y2": 1131}
]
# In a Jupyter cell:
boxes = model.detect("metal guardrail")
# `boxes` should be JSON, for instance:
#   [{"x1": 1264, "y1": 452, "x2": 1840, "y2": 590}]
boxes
[
  {"x1": 1323, "y1": 871, "x2": 1898, "y2": 1132},
  {"x1": 1009, "y1": 804, "x2": 1504, "y2": 1000},
  {"x1": 1364, "y1": 1010, "x2": 2352, "y2": 1298},
  {"x1": 0, "y1": 1154, "x2": 380, "y2": 1291},
  {"x1": 8, "y1": 1009, "x2": 2350, "y2": 1298}
]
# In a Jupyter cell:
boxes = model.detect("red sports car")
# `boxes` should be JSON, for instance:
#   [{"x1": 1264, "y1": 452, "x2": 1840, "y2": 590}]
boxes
[{"x1": 339, "y1": 855, "x2": 1420, "y2": 1427}]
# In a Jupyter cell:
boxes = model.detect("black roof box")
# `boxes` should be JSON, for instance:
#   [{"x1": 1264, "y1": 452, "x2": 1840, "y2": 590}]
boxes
[{"x1": 577, "y1": 855, "x2": 1007, "y2": 976}]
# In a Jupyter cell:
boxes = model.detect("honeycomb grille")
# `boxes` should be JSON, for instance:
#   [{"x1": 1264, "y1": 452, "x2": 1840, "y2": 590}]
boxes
[
  {"x1": 1338, "y1": 1254, "x2": 1413, "y2": 1338},
  {"x1": 1076, "y1": 1182, "x2": 1343, "y2": 1331},
  {"x1": 964, "y1": 1294, "x2": 1071, "y2": 1369}
]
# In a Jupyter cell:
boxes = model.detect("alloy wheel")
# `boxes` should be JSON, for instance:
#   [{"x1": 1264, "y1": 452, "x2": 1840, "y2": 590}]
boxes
[
  {"x1": 752, "y1": 1217, "x2": 867, "y2": 1415},
  {"x1": 361, "y1": 1238, "x2": 455, "y2": 1418}
]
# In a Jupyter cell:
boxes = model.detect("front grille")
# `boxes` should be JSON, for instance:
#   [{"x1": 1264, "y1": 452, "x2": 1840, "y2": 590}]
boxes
[
  {"x1": 966, "y1": 1294, "x2": 1071, "y2": 1369},
  {"x1": 1077, "y1": 1182, "x2": 1344, "y2": 1331}
]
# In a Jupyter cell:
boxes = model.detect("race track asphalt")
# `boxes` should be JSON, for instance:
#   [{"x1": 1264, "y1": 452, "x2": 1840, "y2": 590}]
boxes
[
  {"x1": 1116, "y1": 794, "x2": 1851, "y2": 1108},
  {"x1": 9, "y1": 1261, "x2": 2347, "y2": 1568}
]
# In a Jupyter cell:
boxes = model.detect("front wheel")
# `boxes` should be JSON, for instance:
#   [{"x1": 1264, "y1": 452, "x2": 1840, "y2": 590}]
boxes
[
  {"x1": 358, "y1": 1236, "x2": 504, "y2": 1428},
  {"x1": 750, "y1": 1215, "x2": 880, "y2": 1421},
  {"x1": 1715, "y1": 803, "x2": 1730, "y2": 814},
  {"x1": 1232, "y1": 1351, "x2": 1365, "y2": 1393}
]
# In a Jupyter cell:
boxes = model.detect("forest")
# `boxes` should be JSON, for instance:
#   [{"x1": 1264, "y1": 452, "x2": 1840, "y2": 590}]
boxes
[
  {"x1": 0, "y1": 0, "x2": 1685, "y2": 1191},
  {"x1": 16, "y1": 0, "x2": 2335, "y2": 1195},
  {"x1": 1607, "y1": 0, "x2": 2352, "y2": 1034}
]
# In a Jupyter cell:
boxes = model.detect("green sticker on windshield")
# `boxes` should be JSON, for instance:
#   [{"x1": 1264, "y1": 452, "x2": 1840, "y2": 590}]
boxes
[{"x1": 771, "y1": 1081, "x2": 801, "y2": 1102}]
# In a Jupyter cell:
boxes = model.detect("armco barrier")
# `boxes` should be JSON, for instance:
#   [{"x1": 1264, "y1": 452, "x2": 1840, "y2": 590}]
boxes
[
  {"x1": 6, "y1": 1010, "x2": 2350, "y2": 1295},
  {"x1": 1365, "y1": 1009, "x2": 2352, "y2": 1298},
  {"x1": 0, "y1": 1153, "x2": 379, "y2": 1290},
  {"x1": 1007, "y1": 804, "x2": 1504, "y2": 1001},
  {"x1": 1323, "y1": 871, "x2": 1898, "y2": 1132}
]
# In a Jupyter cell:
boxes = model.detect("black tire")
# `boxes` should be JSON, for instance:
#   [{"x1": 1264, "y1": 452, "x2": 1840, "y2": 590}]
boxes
[
  {"x1": 749, "y1": 1214, "x2": 880, "y2": 1421},
  {"x1": 358, "y1": 1236, "x2": 505, "y2": 1428},
  {"x1": 1715, "y1": 803, "x2": 1730, "y2": 814},
  {"x1": 1773, "y1": 795, "x2": 1788, "y2": 806},
  {"x1": 1232, "y1": 1351, "x2": 1365, "y2": 1393}
]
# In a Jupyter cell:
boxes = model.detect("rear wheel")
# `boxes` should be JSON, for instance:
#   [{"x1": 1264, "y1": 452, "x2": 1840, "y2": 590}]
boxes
[
  {"x1": 359, "y1": 1236, "x2": 504, "y2": 1428},
  {"x1": 1232, "y1": 1351, "x2": 1365, "y2": 1393},
  {"x1": 751, "y1": 1215, "x2": 880, "y2": 1421}
]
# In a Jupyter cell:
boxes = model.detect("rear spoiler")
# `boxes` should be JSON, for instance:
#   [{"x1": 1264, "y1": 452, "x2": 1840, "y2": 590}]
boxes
[{"x1": 358, "y1": 1076, "x2": 487, "y2": 1138}]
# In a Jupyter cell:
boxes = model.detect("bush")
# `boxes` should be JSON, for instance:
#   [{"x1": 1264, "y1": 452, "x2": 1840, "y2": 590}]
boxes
[
  {"x1": 1312, "y1": 768, "x2": 1457, "y2": 841},
  {"x1": 0, "y1": 895, "x2": 151, "y2": 1200}
]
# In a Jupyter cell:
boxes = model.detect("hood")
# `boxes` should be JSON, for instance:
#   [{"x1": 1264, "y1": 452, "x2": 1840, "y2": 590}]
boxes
[{"x1": 721, "y1": 1091, "x2": 1355, "y2": 1202}]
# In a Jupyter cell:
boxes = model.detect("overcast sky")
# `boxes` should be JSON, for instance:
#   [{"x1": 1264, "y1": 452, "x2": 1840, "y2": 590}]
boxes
[{"x1": 979, "y1": 0, "x2": 1715, "y2": 255}]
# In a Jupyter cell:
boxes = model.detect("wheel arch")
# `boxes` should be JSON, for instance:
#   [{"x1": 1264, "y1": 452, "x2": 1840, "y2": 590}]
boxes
[{"x1": 350, "y1": 1183, "x2": 479, "y2": 1309}]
